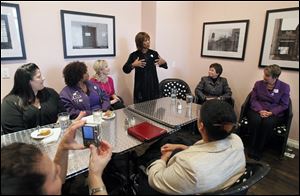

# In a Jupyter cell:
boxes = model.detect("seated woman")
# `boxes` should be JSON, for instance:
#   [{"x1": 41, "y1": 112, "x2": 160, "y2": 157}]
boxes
[
  {"x1": 60, "y1": 61, "x2": 110, "y2": 119},
  {"x1": 195, "y1": 63, "x2": 233, "y2": 105},
  {"x1": 138, "y1": 100, "x2": 245, "y2": 195},
  {"x1": 1, "y1": 63, "x2": 64, "y2": 134},
  {"x1": 247, "y1": 64, "x2": 290, "y2": 160},
  {"x1": 90, "y1": 60, "x2": 125, "y2": 110}
]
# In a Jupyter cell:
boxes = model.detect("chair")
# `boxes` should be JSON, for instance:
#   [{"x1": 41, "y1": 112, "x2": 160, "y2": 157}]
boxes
[
  {"x1": 134, "y1": 160, "x2": 270, "y2": 195},
  {"x1": 159, "y1": 78, "x2": 192, "y2": 100},
  {"x1": 206, "y1": 160, "x2": 271, "y2": 195},
  {"x1": 237, "y1": 92, "x2": 293, "y2": 159}
]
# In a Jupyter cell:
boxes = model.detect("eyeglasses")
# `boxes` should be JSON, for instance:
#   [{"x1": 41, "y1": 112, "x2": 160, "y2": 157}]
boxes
[{"x1": 212, "y1": 122, "x2": 240, "y2": 131}]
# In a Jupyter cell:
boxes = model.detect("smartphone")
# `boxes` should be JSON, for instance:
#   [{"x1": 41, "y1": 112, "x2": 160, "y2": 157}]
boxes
[{"x1": 82, "y1": 124, "x2": 100, "y2": 148}]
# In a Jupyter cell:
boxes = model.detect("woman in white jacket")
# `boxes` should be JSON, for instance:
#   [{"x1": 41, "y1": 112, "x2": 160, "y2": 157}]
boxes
[{"x1": 146, "y1": 99, "x2": 246, "y2": 195}]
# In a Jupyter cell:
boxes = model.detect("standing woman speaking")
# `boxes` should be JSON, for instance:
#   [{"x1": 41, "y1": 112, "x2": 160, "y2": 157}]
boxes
[{"x1": 123, "y1": 32, "x2": 168, "y2": 103}]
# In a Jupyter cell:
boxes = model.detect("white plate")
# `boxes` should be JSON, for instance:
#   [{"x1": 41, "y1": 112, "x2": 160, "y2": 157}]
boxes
[
  {"x1": 102, "y1": 112, "x2": 116, "y2": 120},
  {"x1": 31, "y1": 128, "x2": 54, "y2": 139}
]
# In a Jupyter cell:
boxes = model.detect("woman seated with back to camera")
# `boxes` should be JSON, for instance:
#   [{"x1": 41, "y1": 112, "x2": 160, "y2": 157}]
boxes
[
  {"x1": 195, "y1": 63, "x2": 233, "y2": 105},
  {"x1": 247, "y1": 64, "x2": 290, "y2": 160},
  {"x1": 60, "y1": 61, "x2": 110, "y2": 119},
  {"x1": 1, "y1": 63, "x2": 65, "y2": 134},
  {"x1": 138, "y1": 100, "x2": 245, "y2": 195},
  {"x1": 90, "y1": 60, "x2": 125, "y2": 110}
]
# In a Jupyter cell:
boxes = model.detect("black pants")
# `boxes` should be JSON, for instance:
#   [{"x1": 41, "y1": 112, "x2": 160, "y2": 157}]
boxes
[
  {"x1": 111, "y1": 100, "x2": 125, "y2": 110},
  {"x1": 247, "y1": 109, "x2": 284, "y2": 156}
]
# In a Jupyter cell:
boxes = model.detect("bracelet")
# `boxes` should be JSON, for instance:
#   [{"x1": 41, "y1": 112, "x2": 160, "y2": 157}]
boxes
[{"x1": 90, "y1": 186, "x2": 106, "y2": 195}]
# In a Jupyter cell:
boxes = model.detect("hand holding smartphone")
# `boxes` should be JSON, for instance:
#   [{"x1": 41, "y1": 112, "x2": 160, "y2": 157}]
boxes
[{"x1": 82, "y1": 124, "x2": 100, "y2": 147}]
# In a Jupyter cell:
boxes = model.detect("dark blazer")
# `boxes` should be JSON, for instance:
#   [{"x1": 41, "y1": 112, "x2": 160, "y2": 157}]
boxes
[{"x1": 195, "y1": 76, "x2": 232, "y2": 104}]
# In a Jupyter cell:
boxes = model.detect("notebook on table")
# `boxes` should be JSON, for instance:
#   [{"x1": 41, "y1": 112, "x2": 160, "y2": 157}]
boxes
[{"x1": 127, "y1": 122, "x2": 167, "y2": 142}]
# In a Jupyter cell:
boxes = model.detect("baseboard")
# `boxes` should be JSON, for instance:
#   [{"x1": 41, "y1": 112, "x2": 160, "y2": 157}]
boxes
[{"x1": 287, "y1": 138, "x2": 299, "y2": 149}]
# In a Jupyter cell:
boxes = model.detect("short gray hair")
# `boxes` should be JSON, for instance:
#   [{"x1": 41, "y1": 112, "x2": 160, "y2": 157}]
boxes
[{"x1": 264, "y1": 64, "x2": 281, "y2": 79}]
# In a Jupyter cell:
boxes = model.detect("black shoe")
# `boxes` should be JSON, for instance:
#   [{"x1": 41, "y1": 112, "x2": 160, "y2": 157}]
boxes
[{"x1": 248, "y1": 152, "x2": 261, "y2": 161}]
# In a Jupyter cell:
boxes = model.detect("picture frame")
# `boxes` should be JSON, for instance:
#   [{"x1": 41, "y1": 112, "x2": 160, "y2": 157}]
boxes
[
  {"x1": 60, "y1": 10, "x2": 115, "y2": 58},
  {"x1": 1, "y1": 2, "x2": 26, "y2": 61},
  {"x1": 259, "y1": 7, "x2": 299, "y2": 71},
  {"x1": 201, "y1": 20, "x2": 249, "y2": 60}
]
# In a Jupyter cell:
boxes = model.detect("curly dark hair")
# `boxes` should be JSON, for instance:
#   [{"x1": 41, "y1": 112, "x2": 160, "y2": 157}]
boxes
[
  {"x1": 1, "y1": 143, "x2": 46, "y2": 194},
  {"x1": 63, "y1": 61, "x2": 87, "y2": 86}
]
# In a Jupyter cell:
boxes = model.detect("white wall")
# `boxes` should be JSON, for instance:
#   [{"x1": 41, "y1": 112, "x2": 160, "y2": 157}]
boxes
[
  {"x1": 1, "y1": 1, "x2": 299, "y2": 141},
  {"x1": 154, "y1": 1, "x2": 299, "y2": 141},
  {"x1": 1, "y1": 1, "x2": 141, "y2": 106}
]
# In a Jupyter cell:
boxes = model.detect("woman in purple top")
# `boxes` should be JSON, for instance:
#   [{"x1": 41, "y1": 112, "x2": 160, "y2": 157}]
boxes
[
  {"x1": 247, "y1": 64, "x2": 290, "y2": 160},
  {"x1": 60, "y1": 61, "x2": 110, "y2": 119},
  {"x1": 90, "y1": 60, "x2": 125, "y2": 110}
]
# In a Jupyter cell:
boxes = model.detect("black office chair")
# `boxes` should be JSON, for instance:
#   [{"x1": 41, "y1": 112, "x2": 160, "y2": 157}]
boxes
[
  {"x1": 206, "y1": 160, "x2": 271, "y2": 195},
  {"x1": 133, "y1": 160, "x2": 270, "y2": 195},
  {"x1": 237, "y1": 92, "x2": 293, "y2": 159},
  {"x1": 159, "y1": 78, "x2": 192, "y2": 100}
]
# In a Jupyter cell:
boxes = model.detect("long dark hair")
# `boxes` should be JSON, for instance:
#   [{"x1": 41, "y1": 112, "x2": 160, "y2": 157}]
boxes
[
  {"x1": 7, "y1": 63, "x2": 43, "y2": 108},
  {"x1": 1, "y1": 143, "x2": 46, "y2": 194}
]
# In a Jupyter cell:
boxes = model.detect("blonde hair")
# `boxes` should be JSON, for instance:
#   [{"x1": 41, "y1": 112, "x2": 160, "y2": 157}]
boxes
[
  {"x1": 93, "y1": 60, "x2": 108, "y2": 74},
  {"x1": 93, "y1": 60, "x2": 109, "y2": 82}
]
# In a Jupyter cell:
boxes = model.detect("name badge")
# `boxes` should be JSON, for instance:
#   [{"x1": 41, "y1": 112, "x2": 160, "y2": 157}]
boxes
[{"x1": 273, "y1": 89, "x2": 279, "y2": 93}]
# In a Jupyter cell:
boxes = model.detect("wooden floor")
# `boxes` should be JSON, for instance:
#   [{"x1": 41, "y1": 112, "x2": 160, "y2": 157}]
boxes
[{"x1": 247, "y1": 147, "x2": 299, "y2": 195}]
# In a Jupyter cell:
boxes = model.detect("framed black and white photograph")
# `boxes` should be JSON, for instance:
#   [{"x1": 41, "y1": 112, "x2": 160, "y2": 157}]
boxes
[
  {"x1": 1, "y1": 2, "x2": 26, "y2": 60},
  {"x1": 61, "y1": 10, "x2": 115, "y2": 58},
  {"x1": 201, "y1": 20, "x2": 249, "y2": 60},
  {"x1": 259, "y1": 7, "x2": 299, "y2": 71}
]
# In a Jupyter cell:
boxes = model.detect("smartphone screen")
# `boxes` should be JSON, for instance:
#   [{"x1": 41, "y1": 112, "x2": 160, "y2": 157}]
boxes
[{"x1": 82, "y1": 126, "x2": 94, "y2": 139}]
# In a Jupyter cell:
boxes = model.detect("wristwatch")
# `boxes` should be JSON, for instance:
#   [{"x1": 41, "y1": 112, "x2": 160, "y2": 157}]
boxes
[{"x1": 89, "y1": 186, "x2": 106, "y2": 195}]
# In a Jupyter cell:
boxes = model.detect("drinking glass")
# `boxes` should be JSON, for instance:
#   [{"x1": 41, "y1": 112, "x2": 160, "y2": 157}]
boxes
[
  {"x1": 58, "y1": 112, "x2": 70, "y2": 133},
  {"x1": 93, "y1": 109, "x2": 102, "y2": 124},
  {"x1": 186, "y1": 94, "x2": 194, "y2": 105},
  {"x1": 171, "y1": 88, "x2": 177, "y2": 101}
]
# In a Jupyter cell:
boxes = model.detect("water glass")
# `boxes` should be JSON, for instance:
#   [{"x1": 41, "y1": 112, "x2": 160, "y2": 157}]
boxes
[
  {"x1": 58, "y1": 112, "x2": 70, "y2": 132},
  {"x1": 186, "y1": 94, "x2": 194, "y2": 105},
  {"x1": 93, "y1": 109, "x2": 102, "y2": 123},
  {"x1": 171, "y1": 88, "x2": 177, "y2": 101}
]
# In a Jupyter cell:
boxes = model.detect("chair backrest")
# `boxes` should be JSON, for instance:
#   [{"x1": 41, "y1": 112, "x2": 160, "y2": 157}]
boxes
[
  {"x1": 159, "y1": 78, "x2": 192, "y2": 100},
  {"x1": 206, "y1": 161, "x2": 271, "y2": 195},
  {"x1": 239, "y1": 92, "x2": 252, "y2": 121}
]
